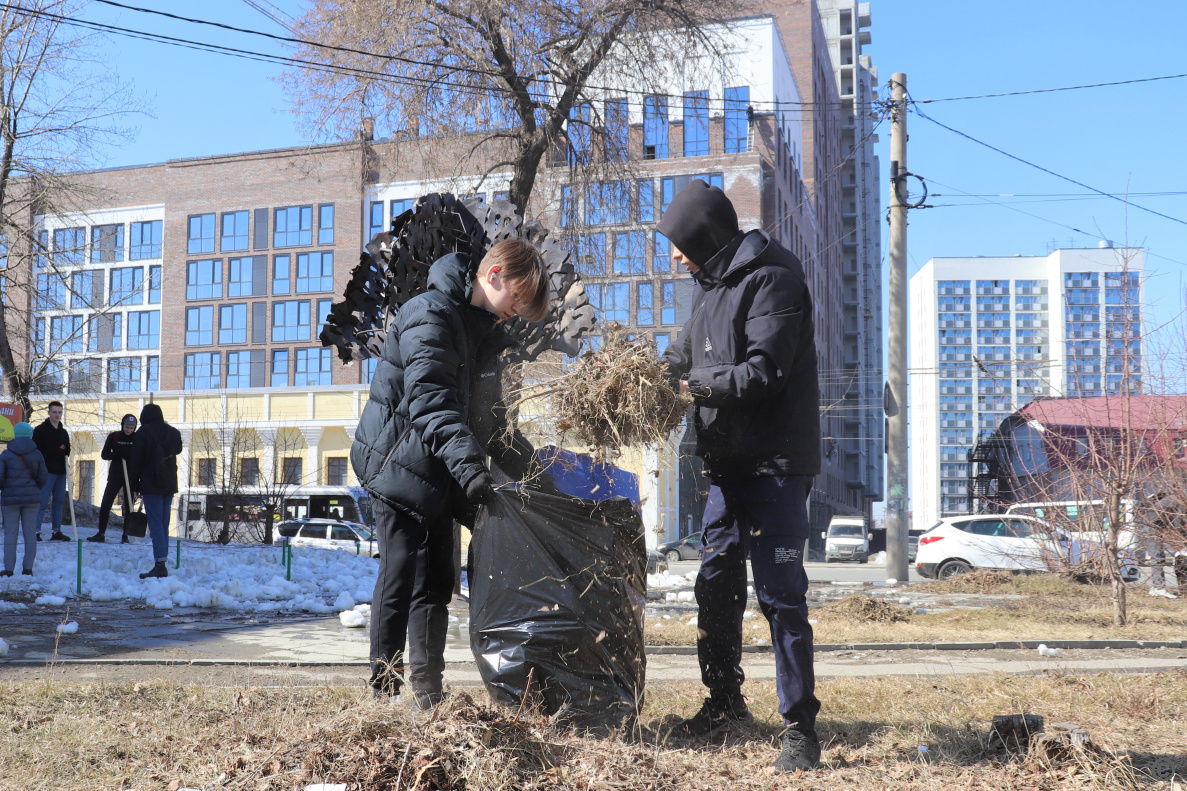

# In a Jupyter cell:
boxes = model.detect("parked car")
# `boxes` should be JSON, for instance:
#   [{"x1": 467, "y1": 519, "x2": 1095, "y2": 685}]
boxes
[
  {"x1": 274, "y1": 518, "x2": 379, "y2": 558},
  {"x1": 648, "y1": 550, "x2": 669, "y2": 575},
  {"x1": 914, "y1": 515, "x2": 1139, "y2": 581},
  {"x1": 825, "y1": 516, "x2": 869, "y2": 563},
  {"x1": 658, "y1": 534, "x2": 702, "y2": 563},
  {"x1": 909, "y1": 528, "x2": 928, "y2": 562}
]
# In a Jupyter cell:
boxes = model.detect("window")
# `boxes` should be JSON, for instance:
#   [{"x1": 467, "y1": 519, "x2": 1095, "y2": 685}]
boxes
[
  {"x1": 368, "y1": 201, "x2": 384, "y2": 239},
  {"x1": 318, "y1": 204, "x2": 334, "y2": 245},
  {"x1": 326, "y1": 457, "x2": 347, "y2": 486},
  {"x1": 637, "y1": 180, "x2": 655, "y2": 223},
  {"x1": 221, "y1": 211, "x2": 249, "y2": 251},
  {"x1": 598, "y1": 282, "x2": 629, "y2": 323},
  {"x1": 661, "y1": 177, "x2": 675, "y2": 214},
  {"x1": 724, "y1": 86, "x2": 750, "y2": 153},
  {"x1": 187, "y1": 214, "x2": 215, "y2": 254},
  {"x1": 227, "y1": 257, "x2": 253, "y2": 297},
  {"x1": 273, "y1": 300, "x2": 310, "y2": 341},
  {"x1": 238, "y1": 457, "x2": 260, "y2": 486},
  {"x1": 186, "y1": 306, "x2": 214, "y2": 345},
  {"x1": 654, "y1": 332, "x2": 670, "y2": 356},
  {"x1": 586, "y1": 181, "x2": 629, "y2": 225},
  {"x1": 87, "y1": 314, "x2": 122, "y2": 353},
  {"x1": 110, "y1": 267, "x2": 144, "y2": 306},
  {"x1": 127, "y1": 310, "x2": 160, "y2": 349},
  {"x1": 643, "y1": 95, "x2": 668, "y2": 159},
  {"x1": 148, "y1": 266, "x2": 161, "y2": 303},
  {"x1": 271, "y1": 349, "x2": 289, "y2": 387},
  {"x1": 390, "y1": 198, "x2": 415, "y2": 220},
  {"x1": 226, "y1": 350, "x2": 252, "y2": 387},
  {"x1": 576, "y1": 234, "x2": 606, "y2": 276},
  {"x1": 296, "y1": 251, "x2": 333, "y2": 292},
  {"x1": 560, "y1": 185, "x2": 574, "y2": 227},
  {"x1": 317, "y1": 298, "x2": 332, "y2": 333},
  {"x1": 91, "y1": 224, "x2": 124, "y2": 263},
  {"x1": 274, "y1": 205, "x2": 313, "y2": 247},
  {"x1": 613, "y1": 231, "x2": 645, "y2": 274},
  {"x1": 196, "y1": 458, "x2": 217, "y2": 486},
  {"x1": 219, "y1": 304, "x2": 248, "y2": 344},
  {"x1": 273, "y1": 254, "x2": 291, "y2": 294},
  {"x1": 146, "y1": 356, "x2": 159, "y2": 391},
  {"x1": 637, "y1": 282, "x2": 655, "y2": 326},
  {"x1": 77, "y1": 460, "x2": 95, "y2": 503},
  {"x1": 653, "y1": 231, "x2": 670, "y2": 272},
  {"x1": 71, "y1": 270, "x2": 98, "y2": 308},
  {"x1": 683, "y1": 90, "x2": 709, "y2": 156},
  {"x1": 107, "y1": 357, "x2": 141, "y2": 393},
  {"x1": 185, "y1": 352, "x2": 221, "y2": 389},
  {"x1": 129, "y1": 220, "x2": 162, "y2": 260},
  {"x1": 186, "y1": 259, "x2": 222, "y2": 300},
  {"x1": 567, "y1": 102, "x2": 591, "y2": 165},
  {"x1": 54, "y1": 227, "x2": 85, "y2": 265},
  {"x1": 604, "y1": 97, "x2": 628, "y2": 160},
  {"x1": 282, "y1": 457, "x2": 303, "y2": 485},
  {"x1": 295, "y1": 347, "x2": 331, "y2": 385},
  {"x1": 661, "y1": 280, "x2": 696, "y2": 325},
  {"x1": 50, "y1": 315, "x2": 84, "y2": 353}
]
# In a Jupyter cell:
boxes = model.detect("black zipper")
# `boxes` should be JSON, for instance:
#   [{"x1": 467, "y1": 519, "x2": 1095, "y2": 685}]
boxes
[{"x1": 379, "y1": 422, "x2": 414, "y2": 473}]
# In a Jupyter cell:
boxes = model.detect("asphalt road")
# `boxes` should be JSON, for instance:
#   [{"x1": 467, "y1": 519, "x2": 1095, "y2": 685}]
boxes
[{"x1": 667, "y1": 559, "x2": 924, "y2": 584}]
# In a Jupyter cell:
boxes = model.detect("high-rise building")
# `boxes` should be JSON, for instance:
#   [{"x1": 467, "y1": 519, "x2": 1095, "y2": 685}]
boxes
[{"x1": 910, "y1": 245, "x2": 1145, "y2": 529}]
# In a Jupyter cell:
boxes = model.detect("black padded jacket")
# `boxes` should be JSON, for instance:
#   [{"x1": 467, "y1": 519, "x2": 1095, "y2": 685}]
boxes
[{"x1": 662, "y1": 230, "x2": 821, "y2": 482}]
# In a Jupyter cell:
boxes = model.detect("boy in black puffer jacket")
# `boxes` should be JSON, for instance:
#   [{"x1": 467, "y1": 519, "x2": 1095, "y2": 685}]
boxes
[
  {"x1": 88, "y1": 413, "x2": 138, "y2": 544},
  {"x1": 352, "y1": 238, "x2": 549, "y2": 705}
]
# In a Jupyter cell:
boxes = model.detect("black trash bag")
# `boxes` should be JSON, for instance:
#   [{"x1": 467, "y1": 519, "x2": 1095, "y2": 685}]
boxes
[{"x1": 469, "y1": 488, "x2": 647, "y2": 730}]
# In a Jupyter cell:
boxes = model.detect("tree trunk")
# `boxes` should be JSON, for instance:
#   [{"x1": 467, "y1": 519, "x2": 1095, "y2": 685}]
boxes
[{"x1": 1107, "y1": 491, "x2": 1127, "y2": 626}]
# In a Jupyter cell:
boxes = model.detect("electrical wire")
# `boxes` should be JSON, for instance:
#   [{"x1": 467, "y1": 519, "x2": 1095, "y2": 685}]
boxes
[{"x1": 915, "y1": 72, "x2": 1187, "y2": 104}]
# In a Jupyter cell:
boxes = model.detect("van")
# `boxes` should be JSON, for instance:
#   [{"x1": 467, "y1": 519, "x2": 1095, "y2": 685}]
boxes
[{"x1": 825, "y1": 516, "x2": 869, "y2": 563}]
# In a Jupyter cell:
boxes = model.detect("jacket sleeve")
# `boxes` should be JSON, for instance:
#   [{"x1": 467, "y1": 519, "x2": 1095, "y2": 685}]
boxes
[
  {"x1": 685, "y1": 269, "x2": 805, "y2": 408},
  {"x1": 660, "y1": 290, "x2": 703, "y2": 383},
  {"x1": 101, "y1": 433, "x2": 116, "y2": 461},
  {"x1": 400, "y1": 303, "x2": 489, "y2": 488},
  {"x1": 128, "y1": 432, "x2": 146, "y2": 490},
  {"x1": 34, "y1": 453, "x2": 48, "y2": 489},
  {"x1": 0, "y1": 455, "x2": 6, "y2": 489},
  {"x1": 63, "y1": 430, "x2": 70, "y2": 456}
]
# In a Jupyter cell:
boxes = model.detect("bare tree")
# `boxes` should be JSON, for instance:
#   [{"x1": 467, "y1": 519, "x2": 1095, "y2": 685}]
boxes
[
  {"x1": 0, "y1": 0, "x2": 139, "y2": 416},
  {"x1": 281, "y1": 0, "x2": 739, "y2": 213}
]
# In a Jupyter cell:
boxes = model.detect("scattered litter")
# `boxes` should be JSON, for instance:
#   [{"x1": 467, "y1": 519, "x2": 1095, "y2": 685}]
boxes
[
  {"x1": 1149, "y1": 587, "x2": 1179, "y2": 599},
  {"x1": 338, "y1": 610, "x2": 367, "y2": 628},
  {"x1": 918, "y1": 745, "x2": 929, "y2": 753},
  {"x1": 35, "y1": 595, "x2": 66, "y2": 606},
  {"x1": 56, "y1": 621, "x2": 79, "y2": 634}
]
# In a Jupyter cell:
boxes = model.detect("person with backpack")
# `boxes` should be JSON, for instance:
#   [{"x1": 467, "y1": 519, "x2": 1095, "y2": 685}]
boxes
[
  {"x1": 32, "y1": 400, "x2": 71, "y2": 542},
  {"x1": 1, "y1": 422, "x2": 50, "y2": 576},
  {"x1": 352, "y1": 237, "x2": 550, "y2": 706},
  {"x1": 88, "y1": 414, "x2": 138, "y2": 544},
  {"x1": 127, "y1": 403, "x2": 183, "y2": 579}
]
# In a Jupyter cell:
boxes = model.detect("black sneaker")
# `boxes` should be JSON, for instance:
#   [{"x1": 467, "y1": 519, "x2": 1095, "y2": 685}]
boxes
[
  {"x1": 121, "y1": 534, "x2": 130, "y2": 544},
  {"x1": 36, "y1": 534, "x2": 42, "y2": 542},
  {"x1": 22, "y1": 569, "x2": 33, "y2": 576},
  {"x1": 773, "y1": 728, "x2": 821, "y2": 772},
  {"x1": 139, "y1": 562, "x2": 168, "y2": 579},
  {"x1": 87, "y1": 533, "x2": 107, "y2": 543},
  {"x1": 668, "y1": 692, "x2": 752, "y2": 738},
  {"x1": 50, "y1": 532, "x2": 70, "y2": 542},
  {"x1": 410, "y1": 688, "x2": 448, "y2": 711},
  {"x1": 0, "y1": 570, "x2": 12, "y2": 577}
]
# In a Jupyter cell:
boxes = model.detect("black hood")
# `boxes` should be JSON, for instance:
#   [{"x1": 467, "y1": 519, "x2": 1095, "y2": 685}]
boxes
[
  {"x1": 427, "y1": 252, "x2": 477, "y2": 305},
  {"x1": 655, "y1": 179, "x2": 740, "y2": 270},
  {"x1": 140, "y1": 402, "x2": 164, "y2": 424}
]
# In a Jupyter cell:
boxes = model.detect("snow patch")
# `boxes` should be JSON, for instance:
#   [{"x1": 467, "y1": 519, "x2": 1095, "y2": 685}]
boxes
[
  {"x1": 56, "y1": 621, "x2": 79, "y2": 634},
  {"x1": 35, "y1": 595, "x2": 66, "y2": 606},
  {"x1": 339, "y1": 610, "x2": 367, "y2": 628}
]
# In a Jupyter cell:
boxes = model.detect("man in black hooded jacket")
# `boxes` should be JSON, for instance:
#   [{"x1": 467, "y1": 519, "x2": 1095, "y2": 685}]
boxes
[
  {"x1": 659, "y1": 180, "x2": 822, "y2": 771},
  {"x1": 128, "y1": 403, "x2": 183, "y2": 580},
  {"x1": 88, "y1": 414, "x2": 137, "y2": 544}
]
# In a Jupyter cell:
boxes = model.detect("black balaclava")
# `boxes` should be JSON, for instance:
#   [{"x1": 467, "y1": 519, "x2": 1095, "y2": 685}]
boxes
[{"x1": 656, "y1": 179, "x2": 741, "y2": 287}]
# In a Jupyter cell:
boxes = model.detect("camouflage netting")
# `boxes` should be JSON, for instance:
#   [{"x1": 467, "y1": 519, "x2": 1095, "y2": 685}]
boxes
[{"x1": 319, "y1": 193, "x2": 596, "y2": 366}]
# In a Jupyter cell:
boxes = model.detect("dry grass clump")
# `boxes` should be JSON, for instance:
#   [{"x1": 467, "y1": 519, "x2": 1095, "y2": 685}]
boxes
[
  {"x1": 532, "y1": 324, "x2": 691, "y2": 460},
  {"x1": 921, "y1": 569, "x2": 1019, "y2": 593},
  {"x1": 823, "y1": 593, "x2": 913, "y2": 623}
]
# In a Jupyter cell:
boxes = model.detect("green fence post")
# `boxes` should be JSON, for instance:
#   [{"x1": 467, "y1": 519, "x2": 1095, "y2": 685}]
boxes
[
  {"x1": 76, "y1": 539, "x2": 83, "y2": 596},
  {"x1": 355, "y1": 540, "x2": 360, "y2": 556},
  {"x1": 286, "y1": 540, "x2": 292, "y2": 582},
  {"x1": 175, "y1": 538, "x2": 181, "y2": 570}
]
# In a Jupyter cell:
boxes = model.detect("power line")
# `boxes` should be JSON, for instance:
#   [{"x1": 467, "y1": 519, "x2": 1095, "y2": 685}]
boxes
[
  {"x1": 915, "y1": 72, "x2": 1187, "y2": 104},
  {"x1": 910, "y1": 104, "x2": 1187, "y2": 228}
]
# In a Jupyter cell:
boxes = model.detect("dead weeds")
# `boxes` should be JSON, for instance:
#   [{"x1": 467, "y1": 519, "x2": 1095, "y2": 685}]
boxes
[{"x1": 822, "y1": 593, "x2": 913, "y2": 623}]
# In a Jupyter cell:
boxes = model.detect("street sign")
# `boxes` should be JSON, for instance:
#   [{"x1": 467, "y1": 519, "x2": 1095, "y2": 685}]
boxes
[{"x1": 0, "y1": 403, "x2": 24, "y2": 442}]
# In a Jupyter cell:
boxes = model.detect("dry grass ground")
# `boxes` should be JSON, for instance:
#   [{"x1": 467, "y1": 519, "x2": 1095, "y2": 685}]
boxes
[
  {"x1": 646, "y1": 573, "x2": 1187, "y2": 646},
  {"x1": 2, "y1": 672, "x2": 1185, "y2": 789}
]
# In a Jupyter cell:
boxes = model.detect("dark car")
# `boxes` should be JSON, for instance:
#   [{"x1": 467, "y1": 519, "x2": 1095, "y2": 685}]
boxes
[
  {"x1": 647, "y1": 550, "x2": 669, "y2": 575},
  {"x1": 658, "y1": 534, "x2": 703, "y2": 563}
]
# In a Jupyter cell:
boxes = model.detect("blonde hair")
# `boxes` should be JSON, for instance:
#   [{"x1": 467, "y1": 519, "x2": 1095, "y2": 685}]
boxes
[{"x1": 480, "y1": 238, "x2": 550, "y2": 322}]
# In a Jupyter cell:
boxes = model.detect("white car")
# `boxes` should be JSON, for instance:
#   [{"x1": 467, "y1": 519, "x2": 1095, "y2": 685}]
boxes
[
  {"x1": 915, "y1": 515, "x2": 1139, "y2": 581},
  {"x1": 275, "y1": 519, "x2": 379, "y2": 558}
]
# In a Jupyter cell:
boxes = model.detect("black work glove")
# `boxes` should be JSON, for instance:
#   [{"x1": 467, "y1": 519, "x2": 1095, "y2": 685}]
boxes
[{"x1": 465, "y1": 472, "x2": 497, "y2": 507}]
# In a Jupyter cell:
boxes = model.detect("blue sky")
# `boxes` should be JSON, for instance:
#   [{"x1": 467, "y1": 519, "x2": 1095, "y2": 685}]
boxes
[{"x1": 89, "y1": 0, "x2": 1187, "y2": 320}]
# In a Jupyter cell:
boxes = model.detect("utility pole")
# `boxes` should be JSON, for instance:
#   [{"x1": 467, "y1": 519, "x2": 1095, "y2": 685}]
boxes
[{"x1": 885, "y1": 73, "x2": 910, "y2": 582}]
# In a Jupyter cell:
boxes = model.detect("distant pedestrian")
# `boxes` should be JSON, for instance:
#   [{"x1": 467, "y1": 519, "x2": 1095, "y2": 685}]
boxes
[
  {"x1": 127, "y1": 403, "x2": 183, "y2": 579},
  {"x1": 88, "y1": 414, "x2": 137, "y2": 544},
  {"x1": 0, "y1": 423, "x2": 49, "y2": 576},
  {"x1": 32, "y1": 400, "x2": 71, "y2": 542}
]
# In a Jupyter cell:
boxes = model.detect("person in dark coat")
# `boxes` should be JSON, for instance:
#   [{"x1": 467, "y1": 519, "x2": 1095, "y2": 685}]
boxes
[
  {"x1": 658, "y1": 180, "x2": 823, "y2": 771},
  {"x1": 88, "y1": 414, "x2": 138, "y2": 544},
  {"x1": 127, "y1": 403, "x2": 183, "y2": 579},
  {"x1": 1, "y1": 422, "x2": 49, "y2": 576},
  {"x1": 351, "y1": 237, "x2": 549, "y2": 706},
  {"x1": 32, "y1": 400, "x2": 71, "y2": 542}
]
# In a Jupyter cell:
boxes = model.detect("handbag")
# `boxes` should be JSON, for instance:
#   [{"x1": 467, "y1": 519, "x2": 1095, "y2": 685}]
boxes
[{"x1": 121, "y1": 459, "x2": 148, "y2": 538}]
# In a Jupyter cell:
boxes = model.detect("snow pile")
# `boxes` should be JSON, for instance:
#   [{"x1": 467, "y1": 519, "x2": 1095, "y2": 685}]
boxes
[
  {"x1": 646, "y1": 570, "x2": 698, "y2": 590},
  {"x1": 56, "y1": 621, "x2": 79, "y2": 634},
  {"x1": 338, "y1": 603, "x2": 372, "y2": 628},
  {"x1": 0, "y1": 538, "x2": 378, "y2": 614},
  {"x1": 870, "y1": 551, "x2": 887, "y2": 565}
]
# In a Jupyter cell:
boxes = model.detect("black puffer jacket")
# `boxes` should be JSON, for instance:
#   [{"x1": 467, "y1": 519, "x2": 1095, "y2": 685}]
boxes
[
  {"x1": 129, "y1": 403, "x2": 183, "y2": 495},
  {"x1": 352, "y1": 253, "x2": 500, "y2": 522},
  {"x1": 662, "y1": 230, "x2": 821, "y2": 482}
]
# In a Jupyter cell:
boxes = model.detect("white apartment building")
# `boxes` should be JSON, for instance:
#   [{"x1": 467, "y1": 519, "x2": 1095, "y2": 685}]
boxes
[{"x1": 910, "y1": 245, "x2": 1145, "y2": 529}]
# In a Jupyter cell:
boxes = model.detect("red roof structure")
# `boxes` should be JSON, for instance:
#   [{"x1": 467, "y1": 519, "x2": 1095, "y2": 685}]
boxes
[{"x1": 1019, "y1": 396, "x2": 1187, "y2": 433}]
